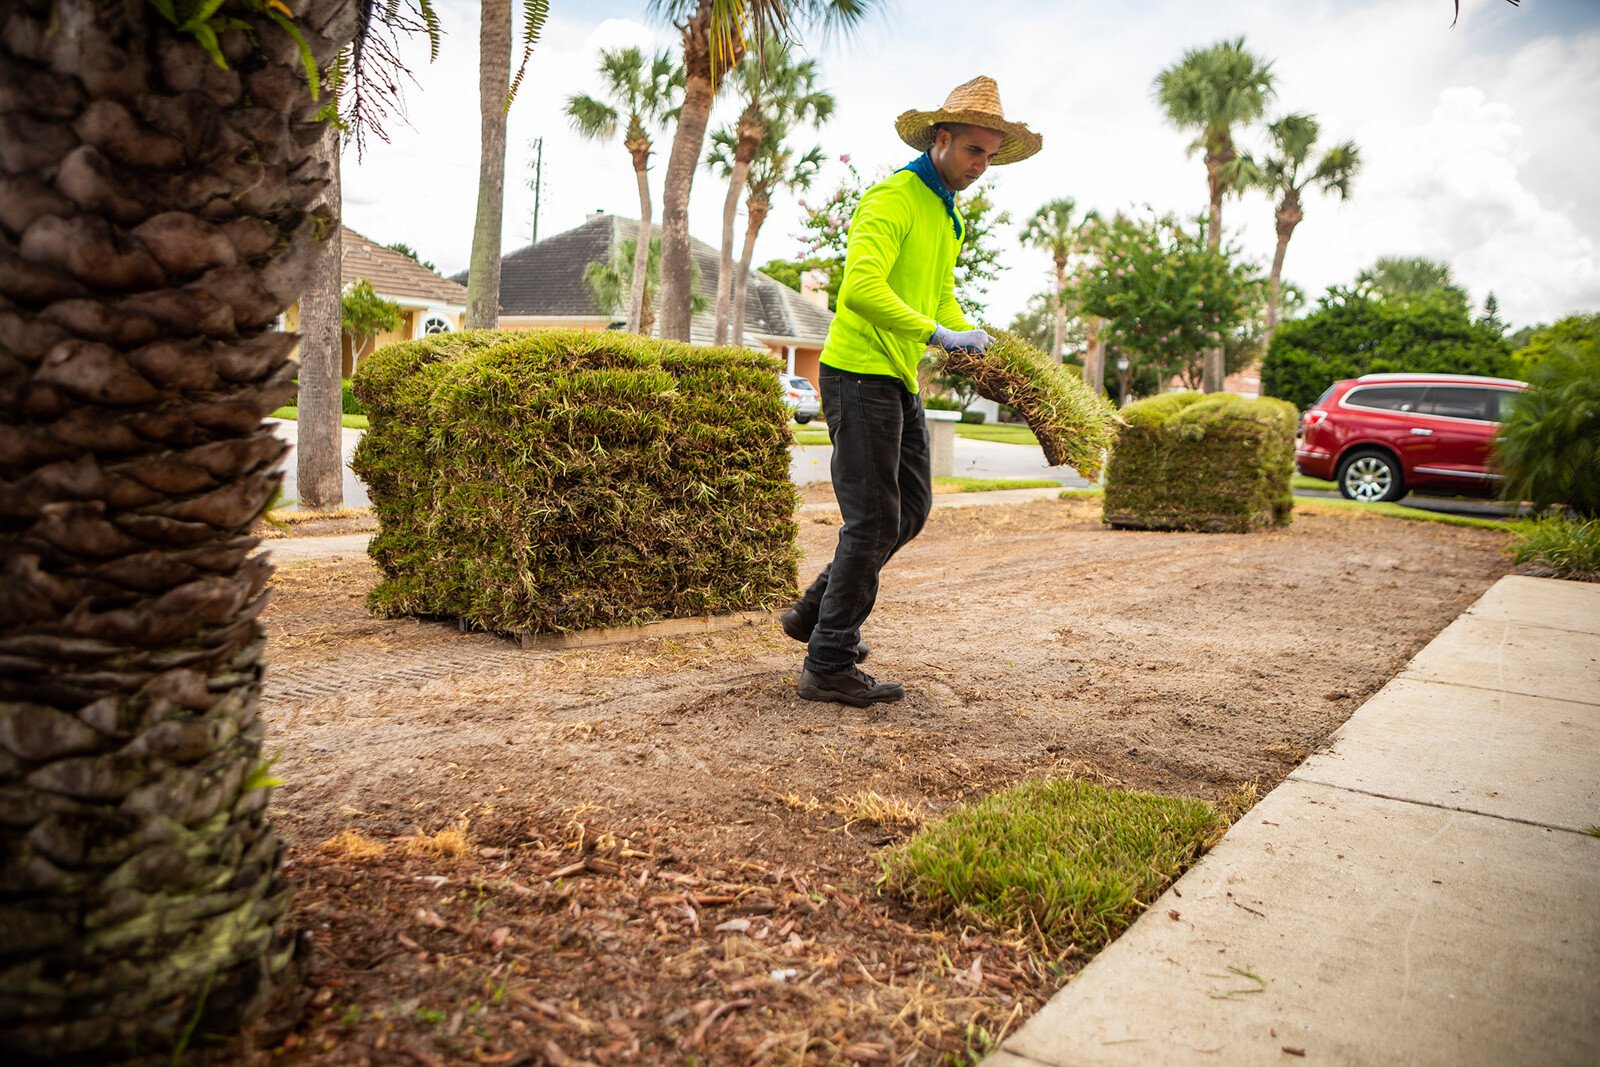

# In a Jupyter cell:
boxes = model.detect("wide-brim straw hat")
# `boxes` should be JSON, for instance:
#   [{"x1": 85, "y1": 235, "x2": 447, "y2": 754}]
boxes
[{"x1": 895, "y1": 76, "x2": 1042, "y2": 166}]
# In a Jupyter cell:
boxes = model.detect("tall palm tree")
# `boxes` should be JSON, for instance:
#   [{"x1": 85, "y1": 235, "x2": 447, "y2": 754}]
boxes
[
  {"x1": 0, "y1": 1, "x2": 366, "y2": 1057},
  {"x1": 1019, "y1": 198, "x2": 1096, "y2": 361},
  {"x1": 465, "y1": 1, "x2": 550, "y2": 330},
  {"x1": 1154, "y1": 36, "x2": 1275, "y2": 390},
  {"x1": 1355, "y1": 255, "x2": 1470, "y2": 311},
  {"x1": 649, "y1": 0, "x2": 882, "y2": 342},
  {"x1": 709, "y1": 39, "x2": 833, "y2": 343},
  {"x1": 714, "y1": 124, "x2": 826, "y2": 340},
  {"x1": 1238, "y1": 114, "x2": 1360, "y2": 343},
  {"x1": 566, "y1": 47, "x2": 682, "y2": 334}
]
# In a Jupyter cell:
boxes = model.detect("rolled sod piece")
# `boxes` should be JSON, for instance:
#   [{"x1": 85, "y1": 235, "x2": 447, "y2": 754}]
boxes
[
  {"x1": 351, "y1": 329, "x2": 800, "y2": 635},
  {"x1": 933, "y1": 330, "x2": 1120, "y2": 477},
  {"x1": 1103, "y1": 391, "x2": 1297, "y2": 533}
]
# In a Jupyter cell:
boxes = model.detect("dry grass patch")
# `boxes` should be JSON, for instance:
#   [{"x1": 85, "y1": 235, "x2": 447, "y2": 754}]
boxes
[
  {"x1": 317, "y1": 829, "x2": 388, "y2": 860},
  {"x1": 833, "y1": 790, "x2": 925, "y2": 829},
  {"x1": 398, "y1": 820, "x2": 475, "y2": 859}
]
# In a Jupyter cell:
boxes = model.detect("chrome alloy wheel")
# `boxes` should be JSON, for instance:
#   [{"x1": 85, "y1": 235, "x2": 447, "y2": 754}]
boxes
[{"x1": 1344, "y1": 456, "x2": 1393, "y2": 502}]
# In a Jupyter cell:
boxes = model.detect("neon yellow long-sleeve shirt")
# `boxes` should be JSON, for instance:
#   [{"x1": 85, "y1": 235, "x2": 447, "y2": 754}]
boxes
[{"x1": 819, "y1": 170, "x2": 973, "y2": 393}]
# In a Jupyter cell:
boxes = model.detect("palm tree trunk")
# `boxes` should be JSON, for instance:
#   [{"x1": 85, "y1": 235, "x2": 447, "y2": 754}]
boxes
[
  {"x1": 732, "y1": 190, "x2": 770, "y2": 343},
  {"x1": 628, "y1": 147, "x2": 653, "y2": 334},
  {"x1": 714, "y1": 159, "x2": 754, "y2": 344},
  {"x1": 1203, "y1": 145, "x2": 1231, "y2": 393},
  {"x1": 659, "y1": 1, "x2": 718, "y2": 342},
  {"x1": 1051, "y1": 260, "x2": 1067, "y2": 361},
  {"x1": 297, "y1": 126, "x2": 344, "y2": 509},
  {"x1": 466, "y1": 0, "x2": 512, "y2": 329},
  {"x1": 1086, "y1": 316, "x2": 1105, "y2": 395},
  {"x1": 1265, "y1": 194, "x2": 1301, "y2": 347},
  {"x1": 0, "y1": 0, "x2": 356, "y2": 1056}
]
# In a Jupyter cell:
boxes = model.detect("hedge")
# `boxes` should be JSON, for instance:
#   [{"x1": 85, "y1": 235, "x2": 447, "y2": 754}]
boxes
[
  {"x1": 1103, "y1": 392, "x2": 1296, "y2": 533},
  {"x1": 351, "y1": 329, "x2": 799, "y2": 634}
]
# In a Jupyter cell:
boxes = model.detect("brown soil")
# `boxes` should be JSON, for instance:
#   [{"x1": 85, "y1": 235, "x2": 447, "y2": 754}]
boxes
[{"x1": 238, "y1": 499, "x2": 1509, "y2": 1065}]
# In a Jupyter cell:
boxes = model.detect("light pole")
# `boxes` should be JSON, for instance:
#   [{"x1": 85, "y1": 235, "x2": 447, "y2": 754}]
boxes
[{"x1": 1116, "y1": 354, "x2": 1131, "y2": 408}]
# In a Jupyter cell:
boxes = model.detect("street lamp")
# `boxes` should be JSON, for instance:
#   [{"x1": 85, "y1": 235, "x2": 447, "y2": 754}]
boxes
[{"x1": 1116, "y1": 354, "x2": 1131, "y2": 408}]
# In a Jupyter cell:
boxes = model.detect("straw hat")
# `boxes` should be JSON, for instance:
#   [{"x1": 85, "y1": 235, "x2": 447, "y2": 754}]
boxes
[{"x1": 895, "y1": 76, "x2": 1042, "y2": 166}]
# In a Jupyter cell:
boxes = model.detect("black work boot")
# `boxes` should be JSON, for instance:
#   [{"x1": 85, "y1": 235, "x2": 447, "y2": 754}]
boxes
[
  {"x1": 779, "y1": 606, "x2": 870, "y2": 663},
  {"x1": 797, "y1": 665, "x2": 905, "y2": 708}
]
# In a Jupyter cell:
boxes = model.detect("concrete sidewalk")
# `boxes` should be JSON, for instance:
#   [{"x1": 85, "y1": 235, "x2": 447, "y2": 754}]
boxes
[{"x1": 988, "y1": 575, "x2": 1600, "y2": 1067}]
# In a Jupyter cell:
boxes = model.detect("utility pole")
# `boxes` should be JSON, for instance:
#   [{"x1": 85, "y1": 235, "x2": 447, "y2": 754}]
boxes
[{"x1": 529, "y1": 136, "x2": 543, "y2": 246}]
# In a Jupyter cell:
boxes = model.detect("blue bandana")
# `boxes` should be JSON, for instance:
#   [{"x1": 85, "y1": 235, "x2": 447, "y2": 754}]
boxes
[{"x1": 899, "y1": 152, "x2": 964, "y2": 240}]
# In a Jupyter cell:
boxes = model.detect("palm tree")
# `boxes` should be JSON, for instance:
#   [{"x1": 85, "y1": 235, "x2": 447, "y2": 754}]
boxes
[
  {"x1": 566, "y1": 47, "x2": 682, "y2": 334},
  {"x1": 0, "y1": 1, "x2": 366, "y2": 1057},
  {"x1": 709, "y1": 39, "x2": 833, "y2": 343},
  {"x1": 1019, "y1": 198, "x2": 1096, "y2": 361},
  {"x1": 649, "y1": 0, "x2": 882, "y2": 342},
  {"x1": 465, "y1": 1, "x2": 551, "y2": 330},
  {"x1": 1155, "y1": 36, "x2": 1275, "y2": 391},
  {"x1": 583, "y1": 237, "x2": 709, "y2": 336},
  {"x1": 718, "y1": 124, "x2": 826, "y2": 340},
  {"x1": 1239, "y1": 114, "x2": 1359, "y2": 344},
  {"x1": 1355, "y1": 255, "x2": 1470, "y2": 311}
]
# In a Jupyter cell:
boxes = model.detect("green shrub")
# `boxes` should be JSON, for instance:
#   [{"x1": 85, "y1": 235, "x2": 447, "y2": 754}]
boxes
[
  {"x1": 933, "y1": 330, "x2": 1120, "y2": 477},
  {"x1": 1263, "y1": 289, "x2": 1513, "y2": 411},
  {"x1": 959, "y1": 409, "x2": 987, "y2": 424},
  {"x1": 351, "y1": 329, "x2": 799, "y2": 634},
  {"x1": 1512, "y1": 313, "x2": 1600, "y2": 379},
  {"x1": 1497, "y1": 343, "x2": 1600, "y2": 517},
  {"x1": 341, "y1": 378, "x2": 365, "y2": 416},
  {"x1": 923, "y1": 395, "x2": 961, "y2": 411},
  {"x1": 881, "y1": 777, "x2": 1223, "y2": 949},
  {"x1": 1508, "y1": 515, "x2": 1600, "y2": 581},
  {"x1": 1104, "y1": 391, "x2": 1296, "y2": 533}
]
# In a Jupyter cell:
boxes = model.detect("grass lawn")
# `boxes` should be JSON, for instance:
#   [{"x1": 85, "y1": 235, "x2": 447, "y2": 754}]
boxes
[
  {"x1": 271, "y1": 406, "x2": 370, "y2": 431},
  {"x1": 953, "y1": 422, "x2": 1040, "y2": 446},
  {"x1": 880, "y1": 777, "x2": 1225, "y2": 949},
  {"x1": 1293, "y1": 496, "x2": 1511, "y2": 530},
  {"x1": 791, "y1": 423, "x2": 831, "y2": 446},
  {"x1": 1292, "y1": 474, "x2": 1337, "y2": 492},
  {"x1": 933, "y1": 477, "x2": 1061, "y2": 494}
]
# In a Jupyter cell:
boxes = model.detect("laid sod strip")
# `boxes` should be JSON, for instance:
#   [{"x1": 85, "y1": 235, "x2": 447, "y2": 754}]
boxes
[
  {"x1": 934, "y1": 330, "x2": 1119, "y2": 476},
  {"x1": 1508, "y1": 514, "x2": 1600, "y2": 579},
  {"x1": 881, "y1": 778, "x2": 1224, "y2": 951},
  {"x1": 1296, "y1": 498, "x2": 1511, "y2": 531},
  {"x1": 933, "y1": 477, "x2": 1062, "y2": 493},
  {"x1": 352, "y1": 328, "x2": 799, "y2": 635},
  {"x1": 1104, "y1": 391, "x2": 1297, "y2": 533},
  {"x1": 269, "y1": 405, "x2": 370, "y2": 430}
]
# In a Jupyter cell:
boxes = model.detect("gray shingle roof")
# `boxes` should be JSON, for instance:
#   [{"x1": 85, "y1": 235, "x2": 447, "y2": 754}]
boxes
[{"x1": 454, "y1": 213, "x2": 832, "y2": 347}]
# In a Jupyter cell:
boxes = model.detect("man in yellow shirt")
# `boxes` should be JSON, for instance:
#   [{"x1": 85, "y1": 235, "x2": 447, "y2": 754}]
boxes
[{"x1": 782, "y1": 76, "x2": 1041, "y2": 707}]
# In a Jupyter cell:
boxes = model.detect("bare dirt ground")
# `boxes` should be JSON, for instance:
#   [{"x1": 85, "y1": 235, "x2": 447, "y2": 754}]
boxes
[{"x1": 238, "y1": 498, "x2": 1510, "y2": 1065}]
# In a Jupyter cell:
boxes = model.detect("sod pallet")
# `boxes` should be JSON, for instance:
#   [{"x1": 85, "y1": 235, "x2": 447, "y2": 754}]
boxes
[
  {"x1": 1103, "y1": 391, "x2": 1296, "y2": 533},
  {"x1": 351, "y1": 329, "x2": 799, "y2": 635},
  {"x1": 933, "y1": 330, "x2": 1119, "y2": 477}
]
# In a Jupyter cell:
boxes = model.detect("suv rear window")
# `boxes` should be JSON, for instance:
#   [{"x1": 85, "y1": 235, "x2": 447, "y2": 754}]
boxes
[
  {"x1": 1343, "y1": 385, "x2": 1426, "y2": 412},
  {"x1": 1417, "y1": 386, "x2": 1495, "y2": 421}
]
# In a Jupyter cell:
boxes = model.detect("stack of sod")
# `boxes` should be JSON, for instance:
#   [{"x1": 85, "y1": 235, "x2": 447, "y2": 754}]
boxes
[
  {"x1": 933, "y1": 329, "x2": 1120, "y2": 477},
  {"x1": 351, "y1": 329, "x2": 799, "y2": 634},
  {"x1": 1103, "y1": 391, "x2": 1297, "y2": 533}
]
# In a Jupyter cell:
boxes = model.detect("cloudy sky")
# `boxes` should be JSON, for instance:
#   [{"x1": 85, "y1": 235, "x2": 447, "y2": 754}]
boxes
[{"x1": 341, "y1": 0, "x2": 1600, "y2": 331}]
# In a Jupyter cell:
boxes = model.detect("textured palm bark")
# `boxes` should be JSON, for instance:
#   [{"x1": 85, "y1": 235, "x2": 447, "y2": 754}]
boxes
[
  {"x1": 0, "y1": 0, "x2": 354, "y2": 1057},
  {"x1": 1085, "y1": 317, "x2": 1105, "y2": 396},
  {"x1": 657, "y1": 0, "x2": 717, "y2": 343},
  {"x1": 731, "y1": 186, "x2": 770, "y2": 342},
  {"x1": 713, "y1": 107, "x2": 762, "y2": 345},
  {"x1": 627, "y1": 139, "x2": 652, "y2": 334},
  {"x1": 466, "y1": 0, "x2": 511, "y2": 330},
  {"x1": 296, "y1": 125, "x2": 343, "y2": 509},
  {"x1": 1051, "y1": 257, "x2": 1067, "y2": 361}
]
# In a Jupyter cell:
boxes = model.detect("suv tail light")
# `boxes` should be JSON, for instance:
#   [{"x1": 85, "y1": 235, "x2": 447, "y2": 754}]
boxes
[{"x1": 1303, "y1": 409, "x2": 1328, "y2": 427}]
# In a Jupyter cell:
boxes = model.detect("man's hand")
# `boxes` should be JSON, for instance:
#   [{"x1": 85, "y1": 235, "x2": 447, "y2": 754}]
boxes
[{"x1": 929, "y1": 324, "x2": 993, "y2": 353}]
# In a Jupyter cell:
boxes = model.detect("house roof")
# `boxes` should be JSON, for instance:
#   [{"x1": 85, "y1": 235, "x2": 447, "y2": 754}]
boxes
[
  {"x1": 342, "y1": 228, "x2": 469, "y2": 308},
  {"x1": 455, "y1": 213, "x2": 833, "y2": 347}
]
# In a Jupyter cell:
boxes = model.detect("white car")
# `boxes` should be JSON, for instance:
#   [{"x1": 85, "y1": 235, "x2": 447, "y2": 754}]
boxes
[{"x1": 781, "y1": 374, "x2": 821, "y2": 424}]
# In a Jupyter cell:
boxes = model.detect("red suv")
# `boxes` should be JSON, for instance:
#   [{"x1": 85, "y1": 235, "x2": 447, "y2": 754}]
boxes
[{"x1": 1296, "y1": 373, "x2": 1527, "y2": 502}]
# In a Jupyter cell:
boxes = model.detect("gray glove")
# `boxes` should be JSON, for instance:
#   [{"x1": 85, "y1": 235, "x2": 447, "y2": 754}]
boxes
[{"x1": 929, "y1": 324, "x2": 993, "y2": 353}]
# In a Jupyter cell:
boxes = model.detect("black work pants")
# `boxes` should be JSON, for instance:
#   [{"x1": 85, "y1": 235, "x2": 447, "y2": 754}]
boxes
[{"x1": 797, "y1": 364, "x2": 933, "y2": 674}]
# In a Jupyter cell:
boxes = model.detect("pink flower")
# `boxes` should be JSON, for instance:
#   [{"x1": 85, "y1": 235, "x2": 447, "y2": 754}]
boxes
[{"x1": 839, "y1": 154, "x2": 852, "y2": 163}]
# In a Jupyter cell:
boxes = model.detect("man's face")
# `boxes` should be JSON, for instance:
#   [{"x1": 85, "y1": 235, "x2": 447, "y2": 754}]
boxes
[{"x1": 930, "y1": 125, "x2": 1005, "y2": 191}]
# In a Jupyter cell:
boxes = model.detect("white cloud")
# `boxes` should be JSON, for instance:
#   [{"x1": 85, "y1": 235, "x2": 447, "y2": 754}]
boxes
[{"x1": 341, "y1": 0, "x2": 1600, "y2": 329}]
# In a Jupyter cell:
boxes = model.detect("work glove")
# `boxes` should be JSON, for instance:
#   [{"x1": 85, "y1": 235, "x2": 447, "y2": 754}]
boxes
[{"x1": 929, "y1": 324, "x2": 993, "y2": 353}]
